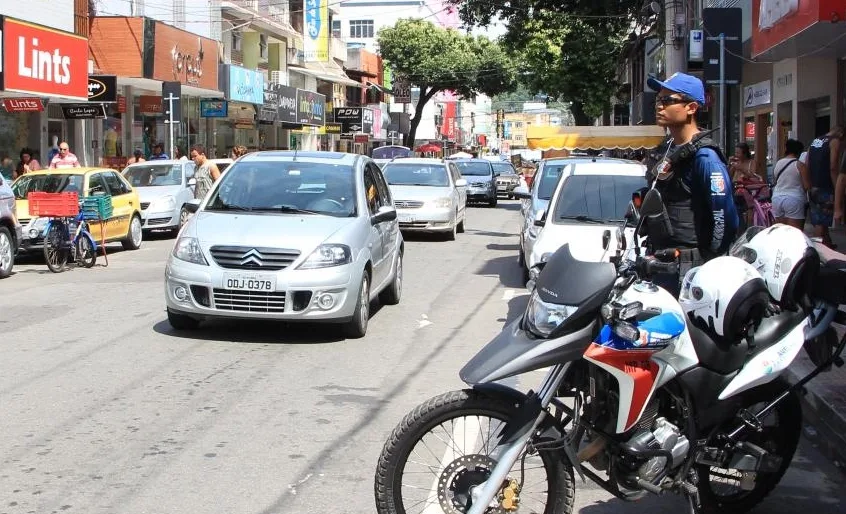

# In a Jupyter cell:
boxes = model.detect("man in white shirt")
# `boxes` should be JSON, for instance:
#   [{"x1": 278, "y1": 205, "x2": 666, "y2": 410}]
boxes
[{"x1": 49, "y1": 143, "x2": 81, "y2": 169}]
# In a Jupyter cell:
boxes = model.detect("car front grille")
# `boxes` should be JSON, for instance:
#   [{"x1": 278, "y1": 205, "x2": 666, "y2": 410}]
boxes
[
  {"x1": 471, "y1": 182, "x2": 488, "y2": 188},
  {"x1": 147, "y1": 217, "x2": 171, "y2": 226},
  {"x1": 213, "y1": 288, "x2": 286, "y2": 313},
  {"x1": 140, "y1": 202, "x2": 150, "y2": 210},
  {"x1": 209, "y1": 246, "x2": 301, "y2": 271},
  {"x1": 394, "y1": 200, "x2": 424, "y2": 209}
]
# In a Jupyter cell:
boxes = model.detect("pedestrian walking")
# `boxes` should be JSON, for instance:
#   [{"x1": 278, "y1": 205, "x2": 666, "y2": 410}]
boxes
[
  {"x1": 49, "y1": 142, "x2": 81, "y2": 169},
  {"x1": 190, "y1": 144, "x2": 222, "y2": 200},
  {"x1": 806, "y1": 126, "x2": 843, "y2": 248}
]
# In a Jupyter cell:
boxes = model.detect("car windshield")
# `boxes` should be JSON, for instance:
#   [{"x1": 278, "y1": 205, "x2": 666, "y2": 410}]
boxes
[
  {"x1": 12, "y1": 174, "x2": 84, "y2": 199},
  {"x1": 537, "y1": 164, "x2": 568, "y2": 200},
  {"x1": 383, "y1": 163, "x2": 449, "y2": 187},
  {"x1": 123, "y1": 164, "x2": 183, "y2": 187},
  {"x1": 491, "y1": 162, "x2": 516, "y2": 175},
  {"x1": 454, "y1": 161, "x2": 492, "y2": 176},
  {"x1": 205, "y1": 161, "x2": 357, "y2": 217},
  {"x1": 553, "y1": 174, "x2": 647, "y2": 224}
]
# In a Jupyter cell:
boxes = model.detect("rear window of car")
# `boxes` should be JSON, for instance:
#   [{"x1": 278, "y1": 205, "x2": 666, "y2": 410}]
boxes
[
  {"x1": 12, "y1": 174, "x2": 84, "y2": 199},
  {"x1": 491, "y1": 162, "x2": 516, "y2": 175},
  {"x1": 552, "y1": 174, "x2": 647, "y2": 223},
  {"x1": 453, "y1": 161, "x2": 493, "y2": 176},
  {"x1": 383, "y1": 164, "x2": 449, "y2": 187}
]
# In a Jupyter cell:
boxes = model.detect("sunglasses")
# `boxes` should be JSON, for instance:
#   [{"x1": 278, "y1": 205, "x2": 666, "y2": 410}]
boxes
[{"x1": 655, "y1": 95, "x2": 693, "y2": 107}]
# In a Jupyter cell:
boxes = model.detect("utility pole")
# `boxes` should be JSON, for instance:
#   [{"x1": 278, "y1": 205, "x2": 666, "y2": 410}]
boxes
[
  {"x1": 164, "y1": 92, "x2": 180, "y2": 159},
  {"x1": 664, "y1": 0, "x2": 688, "y2": 77}
]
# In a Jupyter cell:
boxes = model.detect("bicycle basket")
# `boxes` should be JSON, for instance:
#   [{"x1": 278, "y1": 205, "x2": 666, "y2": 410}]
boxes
[
  {"x1": 27, "y1": 192, "x2": 80, "y2": 217},
  {"x1": 81, "y1": 195, "x2": 113, "y2": 220}
]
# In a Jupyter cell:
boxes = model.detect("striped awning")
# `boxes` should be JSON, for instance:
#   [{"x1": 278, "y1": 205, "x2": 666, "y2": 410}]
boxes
[{"x1": 527, "y1": 125, "x2": 666, "y2": 151}]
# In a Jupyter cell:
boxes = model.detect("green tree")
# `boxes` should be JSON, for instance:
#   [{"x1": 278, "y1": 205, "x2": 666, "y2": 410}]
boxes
[
  {"x1": 377, "y1": 19, "x2": 516, "y2": 147},
  {"x1": 456, "y1": 0, "x2": 644, "y2": 125}
]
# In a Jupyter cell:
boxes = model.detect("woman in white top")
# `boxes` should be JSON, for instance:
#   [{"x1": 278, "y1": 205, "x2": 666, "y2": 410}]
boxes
[{"x1": 771, "y1": 139, "x2": 810, "y2": 229}]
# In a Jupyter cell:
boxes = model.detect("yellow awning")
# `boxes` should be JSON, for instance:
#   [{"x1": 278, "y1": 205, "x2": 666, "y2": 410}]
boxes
[{"x1": 527, "y1": 125, "x2": 667, "y2": 151}]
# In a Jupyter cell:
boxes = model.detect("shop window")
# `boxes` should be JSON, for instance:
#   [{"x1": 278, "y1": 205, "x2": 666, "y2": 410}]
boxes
[{"x1": 350, "y1": 20, "x2": 374, "y2": 39}]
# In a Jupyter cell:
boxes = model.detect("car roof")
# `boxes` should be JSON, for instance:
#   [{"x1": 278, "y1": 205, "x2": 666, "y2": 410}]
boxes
[
  {"x1": 125, "y1": 160, "x2": 184, "y2": 166},
  {"x1": 383, "y1": 158, "x2": 444, "y2": 165},
  {"x1": 451, "y1": 158, "x2": 492, "y2": 163},
  {"x1": 20, "y1": 167, "x2": 114, "y2": 176},
  {"x1": 542, "y1": 157, "x2": 640, "y2": 165},
  {"x1": 238, "y1": 150, "x2": 360, "y2": 165},
  {"x1": 568, "y1": 160, "x2": 646, "y2": 176}
]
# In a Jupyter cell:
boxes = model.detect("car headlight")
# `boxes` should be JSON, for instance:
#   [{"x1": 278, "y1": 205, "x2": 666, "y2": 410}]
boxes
[
  {"x1": 429, "y1": 197, "x2": 452, "y2": 208},
  {"x1": 525, "y1": 291, "x2": 578, "y2": 337},
  {"x1": 172, "y1": 236, "x2": 208, "y2": 265},
  {"x1": 298, "y1": 244, "x2": 352, "y2": 269},
  {"x1": 31, "y1": 217, "x2": 48, "y2": 231},
  {"x1": 152, "y1": 196, "x2": 176, "y2": 210}
]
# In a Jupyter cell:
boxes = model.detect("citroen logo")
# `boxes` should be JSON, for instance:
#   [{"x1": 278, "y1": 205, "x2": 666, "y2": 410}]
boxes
[{"x1": 240, "y1": 248, "x2": 264, "y2": 267}]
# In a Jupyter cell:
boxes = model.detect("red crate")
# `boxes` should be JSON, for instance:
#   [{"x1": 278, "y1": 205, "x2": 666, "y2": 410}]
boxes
[{"x1": 27, "y1": 192, "x2": 80, "y2": 217}]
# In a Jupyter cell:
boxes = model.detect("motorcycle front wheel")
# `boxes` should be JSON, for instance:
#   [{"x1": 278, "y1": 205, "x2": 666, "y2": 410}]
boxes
[{"x1": 375, "y1": 389, "x2": 575, "y2": 514}]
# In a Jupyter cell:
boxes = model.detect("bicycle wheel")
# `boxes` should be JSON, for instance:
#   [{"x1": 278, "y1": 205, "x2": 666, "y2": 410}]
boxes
[
  {"x1": 75, "y1": 232, "x2": 96, "y2": 268},
  {"x1": 43, "y1": 221, "x2": 69, "y2": 273}
]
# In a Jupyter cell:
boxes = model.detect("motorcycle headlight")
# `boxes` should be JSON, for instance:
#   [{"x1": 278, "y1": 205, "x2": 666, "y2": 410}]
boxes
[
  {"x1": 298, "y1": 244, "x2": 352, "y2": 269},
  {"x1": 525, "y1": 291, "x2": 578, "y2": 337},
  {"x1": 172, "y1": 236, "x2": 208, "y2": 265},
  {"x1": 429, "y1": 197, "x2": 452, "y2": 208}
]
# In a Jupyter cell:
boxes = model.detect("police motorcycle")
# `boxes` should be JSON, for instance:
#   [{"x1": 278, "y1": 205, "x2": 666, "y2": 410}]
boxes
[{"x1": 374, "y1": 159, "x2": 846, "y2": 513}]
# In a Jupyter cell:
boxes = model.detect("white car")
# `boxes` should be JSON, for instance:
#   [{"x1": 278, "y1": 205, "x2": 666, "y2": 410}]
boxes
[
  {"x1": 122, "y1": 160, "x2": 197, "y2": 235},
  {"x1": 527, "y1": 159, "x2": 647, "y2": 278},
  {"x1": 381, "y1": 158, "x2": 467, "y2": 240}
]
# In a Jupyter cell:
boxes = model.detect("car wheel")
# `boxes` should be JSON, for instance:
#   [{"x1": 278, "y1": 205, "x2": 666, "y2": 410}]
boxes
[
  {"x1": 167, "y1": 308, "x2": 200, "y2": 330},
  {"x1": 379, "y1": 252, "x2": 402, "y2": 306},
  {"x1": 488, "y1": 196, "x2": 498, "y2": 208},
  {"x1": 518, "y1": 242, "x2": 525, "y2": 268},
  {"x1": 457, "y1": 216, "x2": 465, "y2": 233},
  {"x1": 0, "y1": 226, "x2": 14, "y2": 279},
  {"x1": 173, "y1": 206, "x2": 190, "y2": 235},
  {"x1": 122, "y1": 214, "x2": 143, "y2": 250},
  {"x1": 446, "y1": 218, "x2": 457, "y2": 241},
  {"x1": 343, "y1": 272, "x2": 370, "y2": 338}
]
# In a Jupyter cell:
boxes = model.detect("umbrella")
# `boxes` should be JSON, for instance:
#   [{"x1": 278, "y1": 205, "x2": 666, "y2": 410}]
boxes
[
  {"x1": 415, "y1": 143, "x2": 443, "y2": 153},
  {"x1": 448, "y1": 151, "x2": 473, "y2": 159}
]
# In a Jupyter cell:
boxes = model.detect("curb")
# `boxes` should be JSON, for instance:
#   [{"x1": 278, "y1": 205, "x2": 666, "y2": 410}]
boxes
[{"x1": 786, "y1": 363, "x2": 846, "y2": 473}]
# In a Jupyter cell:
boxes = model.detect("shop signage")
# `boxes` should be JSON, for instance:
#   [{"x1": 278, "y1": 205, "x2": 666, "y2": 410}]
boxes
[
  {"x1": 304, "y1": 0, "x2": 329, "y2": 62},
  {"x1": 259, "y1": 85, "x2": 281, "y2": 123},
  {"x1": 354, "y1": 134, "x2": 369, "y2": 143},
  {"x1": 200, "y1": 99, "x2": 227, "y2": 117},
  {"x1": 277, "y1": 85, "x2": 298, "y2": 124},
  {"x1": 1, "y1": 18, "x2": 89, "y2": 101},
  {"x1": 689, "y1": 30, "x2": 703, "y2": 62},
  {"x1": 225, "y1": 64, "x2": 264, "y2": 104},
  {"x1": 88, "y1": 75, "x2": 117, "y2": 102},
  {"x1": 743, "y1": 80, "x2": 771, "y2": 108},
  {"x1": 333, "y1": 107, "x2": 372, "y2": 133},
  {"x1": 152, "y1": 22, "x2": 218, "y2": 90},
  {"x1": 296, "y1": 89, "x2": 326, "y2": 126},
  {"x1": 392, "y1": 76, "x2": 411, "y2": 103},
  {"x1": 324, "y1": 122, "x2": 342, "y2": 134},
  {"x1": 117, "y1": 95, "x2": 126, "y2": 113},
  {"x1": 758, "y1": 0, "x2": 798, "y2": 31},
  {"x1": 745, "y1": 121, "x2": 756, "y2": 139},
  {"x1": 139, "y1": 95, "x2": 163, "y2": 114},
  {"x1": 61, "y1": 103, "x2": 107, "y2": 119},
  {"x1": 2, "y1": 97, "x2": 44, "y2": 112}
]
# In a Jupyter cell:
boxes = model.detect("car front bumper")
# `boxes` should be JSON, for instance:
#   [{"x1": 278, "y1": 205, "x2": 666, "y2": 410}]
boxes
[
  {"x1": 397, "y1": 206, "x2": 454, "y2": 232},
  {"x1": 143, "y1": 208, "x2": 179, "y2": 229},
  {"x1": 164, "y1": 257, "x2": 365, "y2": 322},
  {"x1": 496, "y1": 182, "x2": 518, "y2": 194},
  {"x1": 466, "y1": 186, "x2": 495, "y2": 202}
]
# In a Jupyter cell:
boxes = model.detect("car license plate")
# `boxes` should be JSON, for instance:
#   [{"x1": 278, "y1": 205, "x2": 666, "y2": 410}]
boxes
[
  {"x1": 398, "y1": 213, "x2": 415, "y2": 223},
  {"x1": 223, "y1": 273, "x2": 276, "y2": 291}
]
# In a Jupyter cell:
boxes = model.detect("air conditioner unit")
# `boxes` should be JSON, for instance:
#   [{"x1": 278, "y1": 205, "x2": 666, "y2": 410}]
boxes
[{"x1": 270, "y1": 70, "x2": 288, "y2": 86}]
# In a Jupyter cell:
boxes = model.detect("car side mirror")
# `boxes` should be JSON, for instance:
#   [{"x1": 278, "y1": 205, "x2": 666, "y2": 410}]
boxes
[
  {"x1": 187, "y1": 177, "x2": 197, "y2": 187},
  {"x1": 512, "y1": 185, "x2": 530, "y2": 199},
  {"x1": 184, "y1": 200, "x2": 201, "y2": 213},
  {"x1": 372, "y1": 205, "x2": 397, "y2": 224},
  {"x1": 533, "y1": 208, "x2": 546, "y2": 227},
  {"x1": 455, "y1": 178, "x2": 467, "y2": 187}
]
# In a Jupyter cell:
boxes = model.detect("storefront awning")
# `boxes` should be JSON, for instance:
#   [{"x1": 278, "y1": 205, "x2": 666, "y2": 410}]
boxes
[
  {"x1": 116, "y1": 77, "x2": 224, "y2": 98},
  {"x1": 527, "y1": 125, "x2": 666, "y2": 151},
  {"x1": 288, "y1": 64, "x2": 363, "y2": 88}
]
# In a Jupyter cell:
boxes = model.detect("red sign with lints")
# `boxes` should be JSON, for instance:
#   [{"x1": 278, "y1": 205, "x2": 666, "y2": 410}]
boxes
[
  {"x1": 1, "y1": 17, "x2": 90, "y2": 101},
  {"x1": 3, "y1": 97, "x2": 44, "y2": 112}
]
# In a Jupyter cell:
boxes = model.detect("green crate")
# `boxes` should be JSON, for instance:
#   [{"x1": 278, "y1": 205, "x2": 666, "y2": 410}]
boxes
[{"x1": 81, "y1": 195, "x2": 113, "y2": 220}]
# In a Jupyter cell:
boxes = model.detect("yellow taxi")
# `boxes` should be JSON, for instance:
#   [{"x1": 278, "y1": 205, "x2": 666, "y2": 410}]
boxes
[{"x1": 12, "y1": 167, "x2": 144, "y2": 253}]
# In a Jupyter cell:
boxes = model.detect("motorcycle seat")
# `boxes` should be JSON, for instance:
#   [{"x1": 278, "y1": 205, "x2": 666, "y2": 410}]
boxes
[{"x1": 746, "y1": 309, "x2": 807, "y2": 357}]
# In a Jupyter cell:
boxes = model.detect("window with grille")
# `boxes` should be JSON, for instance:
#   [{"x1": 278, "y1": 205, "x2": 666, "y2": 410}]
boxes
[{"x1": 349, "y1": 20, "x2": 374, "y2": 39}]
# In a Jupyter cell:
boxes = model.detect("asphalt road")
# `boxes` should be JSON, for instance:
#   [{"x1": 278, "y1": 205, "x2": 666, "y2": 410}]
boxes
[{"x1": 1, "y1": 199, "x2": 843, "y2": 514}]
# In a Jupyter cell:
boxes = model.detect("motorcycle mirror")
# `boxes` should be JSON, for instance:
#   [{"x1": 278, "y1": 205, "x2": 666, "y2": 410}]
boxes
[{"x1": 640, "y1": 189, "x2": 664, "y2": 217}]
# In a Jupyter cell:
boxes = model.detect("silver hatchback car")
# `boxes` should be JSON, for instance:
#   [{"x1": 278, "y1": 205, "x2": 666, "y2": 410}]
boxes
[
  {"x1": 0, "y1": 174, "x2": 22, "y2": 278},
  {"x1": 165, "y1": 151, "x2": 403, "y2": 338}
]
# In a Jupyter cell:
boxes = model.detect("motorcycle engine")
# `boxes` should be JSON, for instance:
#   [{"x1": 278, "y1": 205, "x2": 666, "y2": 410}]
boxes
[{"x1": 617, "y1": 417, "x2": 690, "y2": 487}]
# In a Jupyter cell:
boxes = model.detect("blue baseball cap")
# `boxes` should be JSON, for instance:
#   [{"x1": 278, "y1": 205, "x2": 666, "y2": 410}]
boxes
[{"x1": 647, "y1": 72, "x2": 705, "y2": 105}]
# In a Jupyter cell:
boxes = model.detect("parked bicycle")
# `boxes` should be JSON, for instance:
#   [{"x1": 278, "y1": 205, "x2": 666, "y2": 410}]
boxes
[
  {"x1": 42, "y1": 203, "x2": 98, "y2": 273},
  {"x1": 734, "y1": 181, "x2": 774, "y2": 228}
]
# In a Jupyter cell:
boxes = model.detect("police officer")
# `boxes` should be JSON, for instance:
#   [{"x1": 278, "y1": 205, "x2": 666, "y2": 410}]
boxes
[{"x1": 646, "y1": 73, "x2": 740, "y2": 296}]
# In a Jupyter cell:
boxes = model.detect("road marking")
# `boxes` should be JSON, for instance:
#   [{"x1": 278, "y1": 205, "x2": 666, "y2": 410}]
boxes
[
  {"x1": 417, "y1": 314, "x2": 432, "y2": 328},
  {"x1": 502, "y1": 289, "x2": 529, "y2": 301}
]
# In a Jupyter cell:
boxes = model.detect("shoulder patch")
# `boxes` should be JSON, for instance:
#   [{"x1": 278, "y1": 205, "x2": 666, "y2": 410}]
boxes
[{"x1": 710, "y1": 172, "x2": 726, "y2": 194}]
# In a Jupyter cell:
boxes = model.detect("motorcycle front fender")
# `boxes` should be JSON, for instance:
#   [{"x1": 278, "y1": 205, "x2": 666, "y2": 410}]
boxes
[{"x1": 459, "y1": 318, "x2": 596, "y2": 385}]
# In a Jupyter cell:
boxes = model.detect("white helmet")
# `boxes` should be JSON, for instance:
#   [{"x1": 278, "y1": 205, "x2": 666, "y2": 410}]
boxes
[
  {"x1": 729, "y1": 224, "x2": 819, "y2": 309},
  {"x1": 679, "y1": 256, "x2": 770, "y2": 342}
]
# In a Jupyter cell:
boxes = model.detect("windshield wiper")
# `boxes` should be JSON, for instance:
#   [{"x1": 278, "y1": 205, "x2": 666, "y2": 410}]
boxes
[
  {"x1": 211, "y1": 203, "x2": 253, "y2": 211},
  {"x1": 559, "y1": 215, "x2": 606, "y2": 224},
  {"x1": 259, "y1": 205, "x2": 320, "y2": 215}
]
